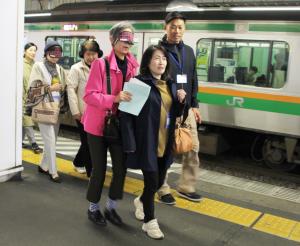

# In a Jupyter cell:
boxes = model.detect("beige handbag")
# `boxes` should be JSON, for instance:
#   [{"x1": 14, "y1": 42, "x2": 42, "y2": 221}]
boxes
[
  {"x1": 31, "y1": 89, "x2": 59, "y2": 125},
  {"x1": 173, "y1": 117, "x2": 193, "y2": 155}
]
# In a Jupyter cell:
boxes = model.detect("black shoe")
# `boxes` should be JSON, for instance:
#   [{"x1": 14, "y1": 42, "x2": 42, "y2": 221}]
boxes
[
  {"x1": 22, "y1": 143, "x2": 28, "y2": 148},
  {"x1": 38, "y1": 166, "x2": 48, "y2": 175},
  {"x1": 158, "y1": 193, "x2": 176, "y2": 205},
  {"x1": 177, "y1": 191, "x2": 202, "y2": 202},
  {"x1": 32, "y1": 143, "x2": 43, "y2": 154},
  {"x1": 49, "y1": 175, "x2": 62, "y2": 183},
  {"x1": 104, "y1": 208, "x2": 123, "y2": 226},
  {"x1": 88, "y1": 210, "x2": 107, "y2": 226}
]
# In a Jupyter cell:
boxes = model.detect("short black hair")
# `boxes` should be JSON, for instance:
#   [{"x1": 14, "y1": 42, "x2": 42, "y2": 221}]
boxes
[
  {"x1": 165, "y1": 11, "x2": 187, "y2": 24},
  {"x1": 24, "y1": 42, "x2": 37, "y2": 57},
  {"x1": 140, "y1": 45, "x2": 170, "y2": 81},
  {"x1": 24, "y1": 42, "x2": 37, "y2": 51},
  {"x1": 79, "y1": 40, "x2": 103, "y2": 58}
]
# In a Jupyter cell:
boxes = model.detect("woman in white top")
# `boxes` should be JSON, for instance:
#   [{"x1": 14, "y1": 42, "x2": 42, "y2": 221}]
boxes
[
  {"x1": 67, "y1": 40, "x2": 103, "y2": 176},
  {"x1": 28, "y1": 41, "x2": 67, "y2": 183}
]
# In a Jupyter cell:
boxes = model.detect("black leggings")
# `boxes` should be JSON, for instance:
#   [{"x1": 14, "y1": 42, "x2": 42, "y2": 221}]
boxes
[
  {"x1": 73, "y1": 120, "x2": 92, "y2": 177},
  {"x1": 86, "y1": 133, "x2": 126, "y2": 203},
  {"x1": 141, "y1": 158, "x2": 168, "y2": 223}
]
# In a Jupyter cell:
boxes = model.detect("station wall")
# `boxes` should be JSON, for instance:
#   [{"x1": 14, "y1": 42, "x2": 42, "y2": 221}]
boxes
[{"x1": 0, "y1": 1, "x2": 24, "y2": 180}]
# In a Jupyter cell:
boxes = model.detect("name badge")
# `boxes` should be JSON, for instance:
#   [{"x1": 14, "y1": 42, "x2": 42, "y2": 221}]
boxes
[{"x1": 177, "y1": 74, "x2": 187, "y2": 84}]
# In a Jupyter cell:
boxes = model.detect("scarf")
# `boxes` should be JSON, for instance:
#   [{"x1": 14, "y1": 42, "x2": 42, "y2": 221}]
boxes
[{"x1": 44, "y1": 59, "x2": 59, "y2": 78}]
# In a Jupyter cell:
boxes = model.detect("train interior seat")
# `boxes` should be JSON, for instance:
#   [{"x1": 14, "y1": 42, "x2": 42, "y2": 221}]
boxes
[
  {"x1": 235, "y1": 67, "x2": 248, "y2": 84},
  {"x1": 255, "y1": 74, "x2": 268, "y2": 87}
]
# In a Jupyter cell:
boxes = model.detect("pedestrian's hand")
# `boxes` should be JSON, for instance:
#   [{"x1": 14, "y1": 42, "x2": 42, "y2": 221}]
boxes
[
  {"x1": 73, "y1": 113, "x2": 81, "y2": 121},
  {"x1": 177, "y1": 89, "x2": 186, "y2": 103},
  {"x1": 50, "y1": 83, "x2": 62, "y2": 92},
  {"x1": 192, "y1": 107, "x2": 202, "y2": 124},
  {"x1": 114, "y1": 91, "x2": 132, "y2": 103}
]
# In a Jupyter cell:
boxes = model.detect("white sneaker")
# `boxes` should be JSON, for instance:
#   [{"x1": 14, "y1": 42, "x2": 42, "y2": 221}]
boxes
[
  {"x1": 74, "y1": 166, "x2": 86, "y2": 174},
  {"x1": 142, "y1": 219, "x2": 164, "y2": 240},
  {"x1": 134, "y1": 196, "x2": 144, "y2": 221}
]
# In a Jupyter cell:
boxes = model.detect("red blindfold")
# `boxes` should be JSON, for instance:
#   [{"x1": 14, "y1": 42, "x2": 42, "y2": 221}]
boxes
[
  {"x1": 48, "y1": 47, "x2": 62, "y2": 58},
  {"x1": 119, "y1": 31, "x2": 134, "y2": 45}
]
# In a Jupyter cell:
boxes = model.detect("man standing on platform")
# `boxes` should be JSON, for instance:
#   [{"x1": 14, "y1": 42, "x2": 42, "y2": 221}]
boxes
[{"x1": 157, "y1": 11, "x2": 202, "y2": 205}]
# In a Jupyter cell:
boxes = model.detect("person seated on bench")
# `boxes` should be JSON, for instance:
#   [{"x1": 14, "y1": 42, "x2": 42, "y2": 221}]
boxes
[{"x1": 245, "y1": 66, "x2": 258, "y2": 85}]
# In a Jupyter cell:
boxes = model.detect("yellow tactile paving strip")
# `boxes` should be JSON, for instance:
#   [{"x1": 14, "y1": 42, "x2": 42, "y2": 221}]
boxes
[
  {"x1": 253, "y1": 214, "x2": 300, "y2": 242},
  {"x1": 22, "y1": 149, "x2": 300, "y2": 242},
  {"x1": 174, "y1": 197, "x2": 261, "y2": 227},
  {"x1": 290, "y1": 223, "x2": 300, "y2": 242}
]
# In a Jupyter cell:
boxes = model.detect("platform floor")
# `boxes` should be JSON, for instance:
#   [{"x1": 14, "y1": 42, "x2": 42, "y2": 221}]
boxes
[{"x1": 1, "y1": 148, "x2": 300, "y2": 245}]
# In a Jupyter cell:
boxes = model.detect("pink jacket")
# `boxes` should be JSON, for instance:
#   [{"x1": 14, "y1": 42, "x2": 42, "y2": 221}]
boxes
[{"x1": 82, "y1": 49, "x2": 139, "y2": 136}]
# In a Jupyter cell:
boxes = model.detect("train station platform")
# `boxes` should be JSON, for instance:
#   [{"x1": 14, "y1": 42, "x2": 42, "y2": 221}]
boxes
[{"x1": 1, "y1": 134, "x2": 300, "y2": 245}]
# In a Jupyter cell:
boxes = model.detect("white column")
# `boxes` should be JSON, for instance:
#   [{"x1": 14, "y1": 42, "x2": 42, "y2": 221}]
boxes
[{"x1": 0, "y1": 1, "x2": 24, "y2": 182}]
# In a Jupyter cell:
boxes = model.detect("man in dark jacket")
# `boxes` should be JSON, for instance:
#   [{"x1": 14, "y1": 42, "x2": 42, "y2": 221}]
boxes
[{"x1": 157, "y1": 11, "x2": 202, "y2": 204}]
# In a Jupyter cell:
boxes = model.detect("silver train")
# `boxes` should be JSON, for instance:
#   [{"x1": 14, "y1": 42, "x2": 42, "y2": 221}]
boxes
[{"x1": 24, "y1": 17, "x2": 300, "y2": 171}]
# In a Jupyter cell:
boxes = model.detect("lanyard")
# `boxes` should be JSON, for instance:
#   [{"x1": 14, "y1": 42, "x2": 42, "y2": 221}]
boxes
[{"x1": 169, "y1": 46, "x2": 185, "y2": 74}]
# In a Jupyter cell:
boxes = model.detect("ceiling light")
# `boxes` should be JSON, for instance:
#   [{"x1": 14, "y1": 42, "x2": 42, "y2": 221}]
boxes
[
  {"x1": 25, "y1": 12, "x2": 52, "y2": 17},
  {"x1": 230, "y1": 7, "x2": 300, "y2": 11},
  {"x1": 166, "y1": 0, "x2": 204, "y2": 12}
]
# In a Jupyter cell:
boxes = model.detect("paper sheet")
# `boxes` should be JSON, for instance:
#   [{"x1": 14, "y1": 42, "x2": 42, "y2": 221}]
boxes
[{"x1": 119, "y1": 78, "x2": 151, "y2": 116}]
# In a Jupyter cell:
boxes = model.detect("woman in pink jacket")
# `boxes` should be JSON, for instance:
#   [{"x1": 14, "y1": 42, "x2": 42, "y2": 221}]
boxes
[{"x1": 82, "y1": 22, "x2": 139, "y2": 227}]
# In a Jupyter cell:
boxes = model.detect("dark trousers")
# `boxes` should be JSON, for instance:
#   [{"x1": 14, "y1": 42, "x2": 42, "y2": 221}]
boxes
[
  {"x1": 141, "y1": 158, "x2": 168, "y2": 223},
  {"x1": 73, "y1": 120, "x2": 92, "y2": 177},
  {"x1": 86, "y1": 133, "x2": 126, "y2": 203}
]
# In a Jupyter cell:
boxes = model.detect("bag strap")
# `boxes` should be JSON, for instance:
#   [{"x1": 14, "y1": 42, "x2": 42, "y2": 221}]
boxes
[
  {"x1": 179, "y1": 104, "x2": 189, "y2": 126},
  {"x1": 45, "y1": 87, "x2": 55, "y2": 102},
  {"x1": 104, "y1": 57, "x2": 111, "y2": 95},
  {"x1": 104, "y1": 57, "x2": 114, "y2": 115}
]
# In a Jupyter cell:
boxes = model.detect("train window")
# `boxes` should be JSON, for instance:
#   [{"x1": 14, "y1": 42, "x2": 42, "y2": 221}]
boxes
[
  {"x1": 129, "y1": 37, "x2": 140, "y2": 60},
  {"x1": 46, "y1": 36, "x2": 90, "y2": 69},
  {"x1": 196, "y1": 39, "x2": 212, "y2": 82},
  {"x1": 148, "y1": 37, "x2": 161, "y2": 46},
  {"x1": 196, "y1": 39, "x2": 289, "y2": 88},
  {"x1": 271, "y1": 42, "x2": 289, "y2": 88}
]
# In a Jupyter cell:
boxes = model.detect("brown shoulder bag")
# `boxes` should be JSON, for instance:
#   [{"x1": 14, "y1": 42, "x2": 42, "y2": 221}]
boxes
[
  {"x1": 31, "y1": 88, "x2": 60, "y2": 125},
  {"x1": 173, "y1": 114, "x2": 193, "y2": 155}
]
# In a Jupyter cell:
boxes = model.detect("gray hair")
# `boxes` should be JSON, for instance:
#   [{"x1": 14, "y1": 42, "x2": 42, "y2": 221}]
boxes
[{"x1": 109, "y1": 21, "x2": 134, "y2": 45}]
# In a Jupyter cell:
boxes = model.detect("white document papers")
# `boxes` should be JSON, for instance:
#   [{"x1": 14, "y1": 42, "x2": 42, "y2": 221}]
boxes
[{"x1": 119, "y1": 78, "x2": 151, "y2": 116}]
